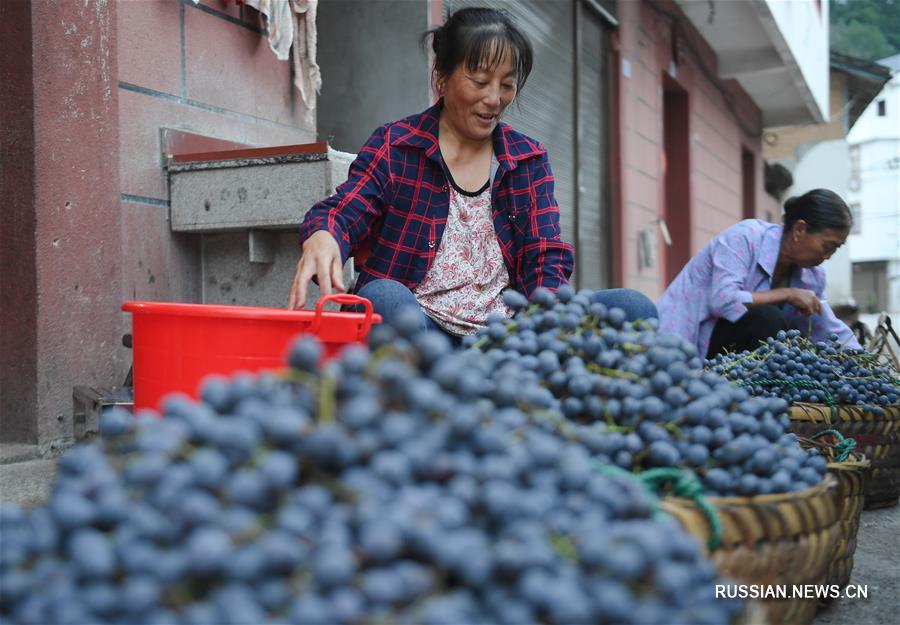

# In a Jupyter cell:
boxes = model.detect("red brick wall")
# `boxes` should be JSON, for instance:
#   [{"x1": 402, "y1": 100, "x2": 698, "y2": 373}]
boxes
[{"x1": 615, "y1": 0, "x2": 778, "y2": 300}]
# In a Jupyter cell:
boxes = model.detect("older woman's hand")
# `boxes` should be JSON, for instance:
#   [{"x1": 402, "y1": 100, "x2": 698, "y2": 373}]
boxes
[
  {"x1": 783, "y1": 287, "x2": 822, "y2": 316},
  {"x1": 288, "y1": 230, "x2": 345, "y2": 309}
]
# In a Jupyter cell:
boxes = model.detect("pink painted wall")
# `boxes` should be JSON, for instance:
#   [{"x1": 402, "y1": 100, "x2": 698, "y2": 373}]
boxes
[
  {"x1": 20, "y1": 0, "x2": 122, "y2": 448},
  {"x1": 2, "y1": 0, "x2": 316, "y2": 445},
  {"x1": 615, "y1": 0, "x2": 779, "y2": 300},
  {"x1": 117, "y1": 0, "x2": 315, "y2": 307}
]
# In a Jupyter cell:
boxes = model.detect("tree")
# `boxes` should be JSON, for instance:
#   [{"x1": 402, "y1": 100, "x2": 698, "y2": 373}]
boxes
[{"x1": 830, "y1": 0, "x2": 900, "y2": 60}]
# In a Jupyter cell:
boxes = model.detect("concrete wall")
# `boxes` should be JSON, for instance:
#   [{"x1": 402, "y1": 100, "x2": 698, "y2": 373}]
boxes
[
  {"x1": 1, "y1": 0, "x2": 122, "y2": 448},
  {"x1": 616, "y1": 0, "x2": 776, "y2": 299},
  {"x1": 847, "y1": 139, "x2": 900, "y2": 263},
  {"x1": 316, "y1": 0, "x2": 432, "y2": 153},
  {"x1": 2, "y1": 0, "x2": 316, "y2": 446},
  {"x1": 764, "y1": 70, "x2": 848, "y2": 164}
]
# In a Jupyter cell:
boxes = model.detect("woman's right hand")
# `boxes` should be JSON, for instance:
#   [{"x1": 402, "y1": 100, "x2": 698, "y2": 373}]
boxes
[
  {"x1": 288, "y1": 230, "x2": 345, "y2": 310},
  {"x1": 782, "y1": 287, "x2": 822, "y2": 316}
]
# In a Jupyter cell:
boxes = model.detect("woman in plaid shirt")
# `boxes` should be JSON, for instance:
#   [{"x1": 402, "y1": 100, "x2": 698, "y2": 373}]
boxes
[{"x1": 289, "y1": 7, "x2": 657, "y2": 337}]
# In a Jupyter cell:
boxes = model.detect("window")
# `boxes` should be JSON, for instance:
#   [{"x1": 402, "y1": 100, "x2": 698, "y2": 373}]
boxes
[
  {"x1": 877, "y1": 100, "x2": 886, "y2": 117},
  {"x1": 849, "y1": 202, "x2": 861, "y2": 234}
]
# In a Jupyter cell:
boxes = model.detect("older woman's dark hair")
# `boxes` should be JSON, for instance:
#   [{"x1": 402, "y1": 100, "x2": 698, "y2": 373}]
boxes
[
  {"x1": 783, "y1": 189, "x2": 853, "y2": 234},
  {"x1": 422, "y1": 7, "x2": 533, "y2": 93}
]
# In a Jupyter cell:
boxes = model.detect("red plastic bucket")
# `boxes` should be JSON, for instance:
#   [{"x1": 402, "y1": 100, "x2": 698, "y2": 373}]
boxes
[{"x1": 122, "y1": 294, "x2": 380, "y2": 412}]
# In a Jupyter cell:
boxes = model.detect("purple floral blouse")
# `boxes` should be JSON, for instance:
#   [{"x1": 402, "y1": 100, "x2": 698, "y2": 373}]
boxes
[{"x1": 657, "y1": 219, "x2": 860, "y2": 357}]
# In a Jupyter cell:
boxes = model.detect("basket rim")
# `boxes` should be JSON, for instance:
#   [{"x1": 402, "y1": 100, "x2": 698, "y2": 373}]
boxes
[
  {"x1": 664, "y1": 471, "x2": 838, "y2": 506},
  {"x1": 788, "y1": 402, "x2": 900, "y2": 424},
  {"x1": 827, "y1": 454, "x2": 871, "y2": 470}
]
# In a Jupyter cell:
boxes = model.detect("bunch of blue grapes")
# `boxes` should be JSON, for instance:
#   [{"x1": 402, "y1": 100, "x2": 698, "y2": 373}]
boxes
[
  {"x1": 0, "y1": 331, "x2": 748, "y2": 625},
  {"x1": 465, "y1": 286, "x2": 828, "y2": 497},
  {"x1": 707, "y1": 329, "x2": 899, "y2": 413}
]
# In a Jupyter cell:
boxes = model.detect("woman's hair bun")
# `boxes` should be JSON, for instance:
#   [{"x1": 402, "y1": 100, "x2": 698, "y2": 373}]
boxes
[{"x1": 781, "y1": 189, "x2": 851, "y2": 234}]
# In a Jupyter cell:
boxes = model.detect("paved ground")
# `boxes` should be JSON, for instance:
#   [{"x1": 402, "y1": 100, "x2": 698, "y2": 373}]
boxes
[
  {"x1": 812, "y1": 504, "x2": 900, "y2": 625},
  {"x1": 1, "y1": 450, "x2": 897, "y2": 624},
  {"x1": 0, "y1": 457, "x2": 58, "y2": 510}
]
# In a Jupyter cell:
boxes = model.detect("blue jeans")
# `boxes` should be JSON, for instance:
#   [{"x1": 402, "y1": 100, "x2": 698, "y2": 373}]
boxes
[
  {"x1": 592, "y1": 288, "x2": 658, "y2": 322},
  {"x1": 356, "y1": 279, "x2": 658, "y2": 332},
  {"x1": 355, "y1": 279, "x2": 445, "y2": 334}
]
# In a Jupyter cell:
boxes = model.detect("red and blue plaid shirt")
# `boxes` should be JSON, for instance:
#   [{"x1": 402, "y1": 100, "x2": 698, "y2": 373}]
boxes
[{"x1": 299, "y1": 101, "x2": 575, "y2": 297}]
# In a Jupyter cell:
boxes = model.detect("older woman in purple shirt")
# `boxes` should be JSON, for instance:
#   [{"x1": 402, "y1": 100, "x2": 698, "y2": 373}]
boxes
[{"x1": 658, "y1": 189, "x2": 861, "y2": 358}]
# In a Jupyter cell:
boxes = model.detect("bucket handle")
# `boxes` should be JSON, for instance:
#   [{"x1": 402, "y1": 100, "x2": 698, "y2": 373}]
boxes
[{"x1": 313, "y1": 294, "x2": 375, "y2": 340}]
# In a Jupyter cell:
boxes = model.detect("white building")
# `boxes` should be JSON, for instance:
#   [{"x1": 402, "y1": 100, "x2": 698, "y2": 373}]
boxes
[
  {"x1": 847, "y1": 55, "x2": 900, "y2": 316},
  {"x1": 766, "y1": 52, "x2": 891, "y2": 307}
]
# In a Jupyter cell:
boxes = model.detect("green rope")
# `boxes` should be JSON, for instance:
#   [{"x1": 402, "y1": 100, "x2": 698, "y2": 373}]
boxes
[
  {"x1": 810, "y1": 428, "x2": 857, "y2": 463},
  {"x1": 592, "y1": 463, "x2": 723, "y2": 551}
]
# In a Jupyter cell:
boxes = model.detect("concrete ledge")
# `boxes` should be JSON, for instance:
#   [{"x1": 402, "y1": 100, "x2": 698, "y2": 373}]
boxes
[
  {"x1": 168, "y1": 143, "x2": 354, "y2": 232},
  {"x1": 0, "y1": 444, "x2": 41, "y2": 465},
  {"x1": 0, "y1": 458, "x2": 57, "y2": 509}
]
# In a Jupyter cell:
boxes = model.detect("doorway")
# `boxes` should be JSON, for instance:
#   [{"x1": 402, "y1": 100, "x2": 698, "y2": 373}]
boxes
[
  {"x1": 742, "y1": 148, "x2": 756, "y2": 220},
  {"x1": 662, "y1": 78, "x2": 690, "y2": 285}
]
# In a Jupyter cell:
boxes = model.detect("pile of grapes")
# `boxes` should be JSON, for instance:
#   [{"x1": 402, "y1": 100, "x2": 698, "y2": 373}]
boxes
[
  {"x1": 465, "y1": 286, "x2": 828, "y2": 498},
  {"x1": 706, "y1": 329, "x2": 900, "y2": 412},
  {"x1": 0, "y1": 330, "x2": 748, "y2": 624}
]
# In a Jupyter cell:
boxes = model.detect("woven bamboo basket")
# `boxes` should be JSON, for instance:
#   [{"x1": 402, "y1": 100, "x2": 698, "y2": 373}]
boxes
[
  {"x1": 799, "y1": 436, "x2": 870, "y2": 590},
  {"x1": 661, "y1": 473, "x2": 840, "y2": 625},
  {"x1": 788, "y1": 403, "x2": 899, "y2": 508}
]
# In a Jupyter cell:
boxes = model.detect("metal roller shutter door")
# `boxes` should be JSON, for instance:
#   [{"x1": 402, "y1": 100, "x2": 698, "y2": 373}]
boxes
[{"x1": 577, "y1": 7, "x2": 612, "y2": 289}]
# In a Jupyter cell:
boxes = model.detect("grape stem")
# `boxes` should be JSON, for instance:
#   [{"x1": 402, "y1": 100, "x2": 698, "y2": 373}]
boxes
[
  {"x1": 318, "y1": 374, "x2": 337, "y2": 423},
  {"x1": 586, "y1": 363, "x2": 642, "y2": 382}
]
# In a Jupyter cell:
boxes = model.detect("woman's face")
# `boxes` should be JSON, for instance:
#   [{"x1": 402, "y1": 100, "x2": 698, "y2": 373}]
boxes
[
  {"x1": 438, "y1": 47, "x2": 518, "y2": 143},
  {"x1": 791, "y1": 222, "x2": 849, "y2": 267}
]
